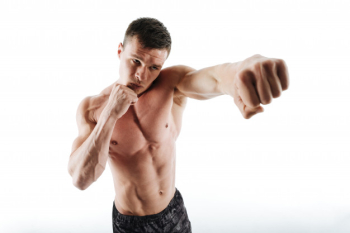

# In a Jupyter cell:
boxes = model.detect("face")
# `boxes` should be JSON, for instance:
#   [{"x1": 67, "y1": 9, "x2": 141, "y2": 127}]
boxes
[{"x1": 117, "y1": 36, "x2": 168, "y2": 97}]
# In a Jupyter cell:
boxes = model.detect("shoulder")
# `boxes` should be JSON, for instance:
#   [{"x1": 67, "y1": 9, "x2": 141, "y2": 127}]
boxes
[
  {"x1": 77, "y1": 91, "x2": 109, "y2": 124},
  {"x1": 158, "y1": 65, "x2": 196, "y2": 87},
  {"x1": 157, "y1": 65, "x2": 196, "y2": 106}
]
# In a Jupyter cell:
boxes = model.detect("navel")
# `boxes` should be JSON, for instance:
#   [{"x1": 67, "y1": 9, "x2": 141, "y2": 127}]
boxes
[
  {"x1": 159, "y1": 190, "x2": 163, "y2": 195},
  {"x1": 111, "y1": 140, "x2": 118, "y2": 145},
  {"x1": 149, "y1": 144, "x2": 156, "y2": 151}
]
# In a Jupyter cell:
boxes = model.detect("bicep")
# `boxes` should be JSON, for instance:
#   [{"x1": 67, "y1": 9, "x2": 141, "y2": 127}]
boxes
[
  {"x1": 176, "y1": 65, "x2": 222, "y2": 100},
  {"x1": 70, "y1": 96, "x2": 96, "y2": 155},
  {"x1": 159, "y1": 65, "x2": 205, "y2": 99}
]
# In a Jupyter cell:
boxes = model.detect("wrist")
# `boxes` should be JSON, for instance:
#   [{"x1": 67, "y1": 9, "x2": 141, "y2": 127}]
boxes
[
  {"x1": 216, "y1": 62, "x2": 240, "y2": 96},
  {"x1": 101, "y1": 104, "x2": 121, "y2": 121}
]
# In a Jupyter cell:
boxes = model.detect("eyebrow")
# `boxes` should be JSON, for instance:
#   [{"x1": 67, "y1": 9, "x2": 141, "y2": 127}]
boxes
[{"x1": 131, "y1": 53, "x2": 162, "y2": 68}]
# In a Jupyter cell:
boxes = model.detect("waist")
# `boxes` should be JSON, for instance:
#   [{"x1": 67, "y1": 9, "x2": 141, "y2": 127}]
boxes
[
  {"x1": 114, "y1": 184, "x2": 176, "y2": 216},
  {"x1": 113, "y1": 187, "x2": 184, "y2": 223}
]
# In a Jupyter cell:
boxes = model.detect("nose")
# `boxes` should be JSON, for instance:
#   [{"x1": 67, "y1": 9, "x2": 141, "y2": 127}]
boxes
[{"x1": 135, "y1": 66, "x2": 147, "y2": 83}]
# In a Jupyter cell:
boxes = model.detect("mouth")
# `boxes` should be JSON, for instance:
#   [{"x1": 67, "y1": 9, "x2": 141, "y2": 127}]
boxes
[{"x1": 128, "y1": 83, "x2": 142, "y2": 90}]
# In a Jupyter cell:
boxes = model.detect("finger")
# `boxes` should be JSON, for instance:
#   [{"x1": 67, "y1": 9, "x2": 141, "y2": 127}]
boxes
[
  {"x1": 233, "y1": 95, "x2": 264, "y2": 119},
  {"x1": 124, "y1": 86, "x2": 138, "y2": 96},
  {"x1": 128, "y1": 93, "x2": 138, "y2": 104},
  {"x1": 276, "y1": 59, "x2": 290, "y2": 90},
  {"x1": 236, "y1": 71, "x2": 260, "y2": 108},
  {"x1": 232, "y1": 85, "x2": 263, "y2": 119},
  {"x1": 255, "y1": 62, "x2": 273, "y2": 105},
  {"x1": 264, "y1": 61, "x2": 282, "y2": 98}
]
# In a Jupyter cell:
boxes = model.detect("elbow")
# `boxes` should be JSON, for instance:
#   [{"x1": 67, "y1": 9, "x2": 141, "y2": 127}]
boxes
[
  {"x1": 68, "y1": 161, "x2": 89, "y2": 190},
  {"x1": 68, "y1": 166, "x2": 85, "y2": 190},
  {"x1": 67, "y1": 164, "x2": 74, "y2": 178},
  {"x1": 74, "y1": 183, "x2": 88, "y2": 191},
  {"x1": 72, "y1": 177, "x2": 90, "y2": 191},
  {"x1": 69, "y1": 168, "x2": 91, "y2": 191},
  {"x1": 72, "y1": 179, "x2": 83, "y2": 190}
]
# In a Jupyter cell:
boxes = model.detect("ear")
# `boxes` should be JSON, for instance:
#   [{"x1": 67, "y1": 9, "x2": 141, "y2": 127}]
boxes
[{"x1": 117, "y1": 42, "x2": 123, "y2": 59}]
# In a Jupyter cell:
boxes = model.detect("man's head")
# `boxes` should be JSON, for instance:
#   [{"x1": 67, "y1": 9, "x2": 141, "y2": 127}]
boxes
[{"x1": 117, "y1": 17, "x2": 171, "y2": 96}]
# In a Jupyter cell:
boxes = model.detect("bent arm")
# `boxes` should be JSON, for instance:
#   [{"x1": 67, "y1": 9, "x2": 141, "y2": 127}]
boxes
[{"x1": 68, "y1": 96, "x2": 118, "y2": 190}]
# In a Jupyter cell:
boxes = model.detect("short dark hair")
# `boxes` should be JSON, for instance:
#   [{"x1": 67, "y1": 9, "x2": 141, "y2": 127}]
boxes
[{"x1": 123, "y1": 17, "x2": 171, "y2": 57}]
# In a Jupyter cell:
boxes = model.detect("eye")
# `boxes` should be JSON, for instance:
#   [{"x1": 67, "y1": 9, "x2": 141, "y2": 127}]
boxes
[
  {"x1": 152, "y1": 66, "x2": 158, "y2": 70},
  {"x1": 133, "y1": 59, "x2": 140, "y2": 64}
]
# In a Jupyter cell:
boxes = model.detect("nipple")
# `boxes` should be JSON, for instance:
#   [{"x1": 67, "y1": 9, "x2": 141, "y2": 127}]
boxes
[
  {"x1": 165, "y1": 123, "x2": 168, "y2": 128},
  {"x1": 111, "y1": 140, "x2": 118, "y2": 145}
]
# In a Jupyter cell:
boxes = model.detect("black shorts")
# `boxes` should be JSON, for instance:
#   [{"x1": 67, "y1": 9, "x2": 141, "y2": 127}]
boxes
[{"x1": 112, "y1": 188, "x2": 192, "y2": 233}]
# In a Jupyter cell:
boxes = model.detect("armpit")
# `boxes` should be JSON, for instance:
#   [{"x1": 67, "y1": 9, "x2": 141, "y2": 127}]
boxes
[{"x1": 173, "y1": 87, "x2": 187, "y2": 107}]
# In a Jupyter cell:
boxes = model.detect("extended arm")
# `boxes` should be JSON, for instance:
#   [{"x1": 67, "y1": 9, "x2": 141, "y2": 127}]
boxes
[{"x1": 175, "y1": 54, "x2": 289, "y2": 119}]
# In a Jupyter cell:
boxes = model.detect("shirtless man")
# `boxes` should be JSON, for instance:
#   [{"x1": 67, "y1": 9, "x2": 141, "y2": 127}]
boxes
[{"x1": 67, "y1": 18, "x2": 289, "y2": 233}]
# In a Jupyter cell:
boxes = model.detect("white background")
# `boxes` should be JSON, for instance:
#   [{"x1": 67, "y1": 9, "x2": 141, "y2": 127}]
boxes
[{"x1": 1, "y1": 0, "x2": 350, "y2": 232}]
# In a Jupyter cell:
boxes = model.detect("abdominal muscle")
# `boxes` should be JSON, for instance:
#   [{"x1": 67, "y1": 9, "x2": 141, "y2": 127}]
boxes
[
  {"x1": 93, "y1": 77, "x2": 183, "y2": 216},
  {"x1": 108, "y1": 137, "x2": 177, "y2": 216}
]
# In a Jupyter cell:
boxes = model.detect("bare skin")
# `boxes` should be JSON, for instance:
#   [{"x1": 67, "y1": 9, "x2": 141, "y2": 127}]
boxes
[
  {"x1": 68, "y1": 36, "x2": 191, "y2": 216},
  {"x1": 68, "y1": 36, "x2": 289, "y2": 217},
  {"x1": 94, "y1": 76, "x2": 184, "y2": 216}
]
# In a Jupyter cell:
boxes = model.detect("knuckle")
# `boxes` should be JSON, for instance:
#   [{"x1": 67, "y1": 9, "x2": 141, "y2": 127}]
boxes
[
  {"x1": 261, "y1": 98, "x2": 272, "y2": 105},
  {"x1": 281, "y1": 85, "x2": 288, "y2": 91},
  {"x1": 252, "y1": 65, "x2": 262, "y2": 79},
  {"x1": 278, "y1": 58, "x2": 286, "y2": 65},
  {"x1": 127, "y1": 95, "x2": 134, "y2": 101},
  {"x1": 272, "y1": 90, "x2": 282, "y2": 98},
  {"x1": 237, "y1": 71, "x2": 248, "y2": 83},
  {"x1": 262, "y1": 60, "x2": 274, "y2": 69},
  {"x1": 115, "y1": 86, "x2": 122, "y2": 92},
  {"x1": 117, "y1": 90, "x2": 123, "y2": 96},
  {"x1": 253, "y1": 62, "x2": 261, "y2": 72},
  {"x1": 246, "y1": 98, "x2": 259, "y2": 108},
  {"x1": 251, "y1": 101, "x2": 260, "y2": 108},
  {"x1": 278, "y1": 59, "x2": 287, "y2": 69}
]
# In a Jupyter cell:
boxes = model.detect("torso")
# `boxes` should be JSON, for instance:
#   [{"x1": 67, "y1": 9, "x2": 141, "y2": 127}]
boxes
[{"x1": 92, "y1": 71, "x2": 187, "y2": 216}]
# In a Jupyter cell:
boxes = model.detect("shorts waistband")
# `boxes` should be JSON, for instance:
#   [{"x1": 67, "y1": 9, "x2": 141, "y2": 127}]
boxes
[{"x1": 113, "y1": 187, "x2": 184, "y2": 224}]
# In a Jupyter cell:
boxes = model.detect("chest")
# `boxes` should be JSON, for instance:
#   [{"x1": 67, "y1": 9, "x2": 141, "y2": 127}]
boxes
[{"x1": 96, "y1": 84, "x2": 177, "y2": 156}]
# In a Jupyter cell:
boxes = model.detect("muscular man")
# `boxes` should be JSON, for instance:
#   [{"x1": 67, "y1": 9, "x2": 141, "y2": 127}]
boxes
[{"x1": 67, "y1": 18, "x2": 289, "y2": 233}]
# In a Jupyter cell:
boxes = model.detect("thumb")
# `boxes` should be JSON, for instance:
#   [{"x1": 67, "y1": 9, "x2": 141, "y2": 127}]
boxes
[
  {"x1": 254, "y1": 105, "x2": 264, "y2": 114},
  {"x1": 243, "y1": 105, "x2": 264, "y2": 119},
  {"x1": 234, "y1": 96, "x2": 264, "y2": 119}
]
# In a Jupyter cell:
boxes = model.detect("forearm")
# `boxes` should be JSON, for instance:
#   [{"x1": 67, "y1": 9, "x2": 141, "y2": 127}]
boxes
[
  {"x1": 214, "y1": 61, "x2": 241, "y2": 96},
  {"x1": 69, "y1": 108, "x2": 119, "y2": 190}
]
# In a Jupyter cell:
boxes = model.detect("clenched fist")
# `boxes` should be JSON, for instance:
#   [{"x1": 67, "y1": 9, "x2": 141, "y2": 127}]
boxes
[
  {"x1": 232, "y1": 54, "x2": 289, "y2": 119},
  {"x1": 104, "y1": 83, "x2": 139, "y2": 118}
]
